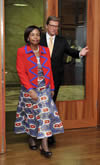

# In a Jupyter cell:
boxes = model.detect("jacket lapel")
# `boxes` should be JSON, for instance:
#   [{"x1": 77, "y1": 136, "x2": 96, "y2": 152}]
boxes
[
  {"x1": 44, "y1": 34, "x2": 48, "y2": 47},
  {"x1": 41, "y1": 33, "x2": 48, "y2": 47},
  {"x1": 51, "y1": 36, "x2": 59, "y2": 59},
  {"x1": 39, "y1": 45, "x2": 50, "y2": 80},
  {"x1": 39, "y1": 45, "x2": 47, "y2": 65},
  {"x1": 39, "y1": 45, "x2": 47, "y2": 55}
]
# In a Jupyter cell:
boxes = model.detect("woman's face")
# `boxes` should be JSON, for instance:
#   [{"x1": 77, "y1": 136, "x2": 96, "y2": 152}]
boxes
[{"x1": 28, "y1": 29, "x2": 40, "y2": 45}]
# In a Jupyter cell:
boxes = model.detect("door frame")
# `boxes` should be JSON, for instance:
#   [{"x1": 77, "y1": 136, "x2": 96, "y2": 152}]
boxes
[{"x1": 0, "y1": 0, "x2": 6, "y2": 154}]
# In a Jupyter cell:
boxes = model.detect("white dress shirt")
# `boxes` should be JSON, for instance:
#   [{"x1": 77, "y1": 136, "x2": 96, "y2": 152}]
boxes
[{"x1": 46, "y1": 32, "x2": 55, "y2": 47}]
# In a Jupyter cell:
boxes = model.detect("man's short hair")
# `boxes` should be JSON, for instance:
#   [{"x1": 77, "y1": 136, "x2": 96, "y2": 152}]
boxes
[{"x1": 46, "y1": 16, "x2": 60, "y2": 25}]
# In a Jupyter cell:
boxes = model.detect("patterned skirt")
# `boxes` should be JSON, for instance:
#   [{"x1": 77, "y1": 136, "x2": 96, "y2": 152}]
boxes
[{"x1": 14, "y1": 85, "x2": 64, "y2": 139}]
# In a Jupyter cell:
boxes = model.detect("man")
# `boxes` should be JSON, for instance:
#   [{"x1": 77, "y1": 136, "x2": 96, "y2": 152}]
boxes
[
  {"x1": 40, "y1": 16, "x2": 88, "y2": 144},
  {"x1": 40, "y1": 16, "x2": 88, "y2": 102}
]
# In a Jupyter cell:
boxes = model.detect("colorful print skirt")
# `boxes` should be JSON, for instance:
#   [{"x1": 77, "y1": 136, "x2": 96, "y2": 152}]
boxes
[{"x1": 14, "y1": 86, "x2": 64, "y2": 139}]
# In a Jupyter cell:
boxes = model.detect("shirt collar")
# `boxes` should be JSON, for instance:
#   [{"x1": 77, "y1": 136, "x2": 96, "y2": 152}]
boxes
[{"x1": 46, "y1": 32, "x2": 55, "y2": 40}]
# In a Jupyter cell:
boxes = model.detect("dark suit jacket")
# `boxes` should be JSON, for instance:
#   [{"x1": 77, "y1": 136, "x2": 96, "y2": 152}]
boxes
[{"x1": 40, "y1": 33, "x2": 79, "y2": 86}]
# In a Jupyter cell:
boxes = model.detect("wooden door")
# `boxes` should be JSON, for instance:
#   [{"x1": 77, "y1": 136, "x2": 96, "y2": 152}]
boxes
[
  {"x1": 46, "y1": 0, "x2": 100, "y2": 129},
  {"x1": 97, "y1": 1, "x2": 100, "y2": 126}
]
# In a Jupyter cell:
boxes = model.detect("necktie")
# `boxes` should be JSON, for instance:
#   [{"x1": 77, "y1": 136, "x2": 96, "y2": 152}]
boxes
[{"x1": 48, "y1": 37, "x2": 53, "y2": 57}]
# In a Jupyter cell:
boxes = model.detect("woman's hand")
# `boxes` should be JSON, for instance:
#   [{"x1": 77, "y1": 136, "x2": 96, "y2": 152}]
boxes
[
  {"x1": 51, "y1": 91, "x2": 54, "y2": 98},
  {"x1": 29, "y1": 90, "x2": 38, "y2": 101}
]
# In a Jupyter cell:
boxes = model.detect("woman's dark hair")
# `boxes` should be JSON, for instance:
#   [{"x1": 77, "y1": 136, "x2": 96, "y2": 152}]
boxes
[{"x1": 24, "y1": 25, "x2": 41, "y2": 44}]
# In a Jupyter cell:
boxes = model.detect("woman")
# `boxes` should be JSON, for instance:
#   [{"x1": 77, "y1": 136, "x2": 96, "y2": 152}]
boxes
[{"x1": 14, "y1": 25, "x2": 64, "y2": 158}]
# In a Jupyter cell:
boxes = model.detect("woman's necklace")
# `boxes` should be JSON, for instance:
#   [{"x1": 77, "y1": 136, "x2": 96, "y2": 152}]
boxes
[{"x1": 33, "y1": 46, "x2": 39, "y2": 53}]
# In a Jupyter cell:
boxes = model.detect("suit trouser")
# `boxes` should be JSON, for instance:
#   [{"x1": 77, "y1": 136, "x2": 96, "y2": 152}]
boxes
[
  {"x1": 53, "y1": 84, "x2": 60, "y2": 102},
  {"x1": 53, "y1": 77, "x2": 62, "y2": 102}
]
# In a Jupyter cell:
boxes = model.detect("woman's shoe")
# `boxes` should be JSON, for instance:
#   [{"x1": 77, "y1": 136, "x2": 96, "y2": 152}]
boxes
[
  {"x1": 40, "y1": 147, "x2": 52, "y2": 158},
  {"x1": 28, "y1": 136, "x2": 37, "y2": 150},
  {"x1": 29, "y1": 144, "x2": 38, "y2": 150}
]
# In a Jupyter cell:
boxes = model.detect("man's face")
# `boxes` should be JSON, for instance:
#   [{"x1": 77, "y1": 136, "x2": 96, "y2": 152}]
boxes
[{"x1": 46, "y1": 20, "x2": 59, "y2": 36}]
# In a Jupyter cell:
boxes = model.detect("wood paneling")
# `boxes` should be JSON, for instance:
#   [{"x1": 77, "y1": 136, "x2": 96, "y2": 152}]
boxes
[
  {"x1": 0, "y1": 0, "x2": 6, "y2": 154},
  {"x1": 44, "y1": 0, "x2": 58, "y2": 20},
  {"x1": 97, "y1": 1, "x2": 100, "y2": 125},
  {"x1": 56, "y1": 100, "x2": 97, "y2": 129},
  {"x1": 85, "y1": 0, "x2": 99, "y2": 124}
]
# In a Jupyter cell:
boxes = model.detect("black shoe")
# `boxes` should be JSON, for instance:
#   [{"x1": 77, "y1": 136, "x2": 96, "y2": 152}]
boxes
[
  {"x1": 48, "y1": 136, "x2": 56, "y2": 146},
  {"x1": 40, "y1": 148, "x2": 52, "y2": 158},
  {"x1": 29, "y1": 144, "x2": 38, "y2": 150},
  {"x1": 28, "y1": 136, "x2": 37, "y2": 150}
]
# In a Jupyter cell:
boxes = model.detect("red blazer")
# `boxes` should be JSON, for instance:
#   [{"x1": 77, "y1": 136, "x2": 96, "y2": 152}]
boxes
[{"x1": 16, "y1": 45, "x2": 55, "y2": 91}]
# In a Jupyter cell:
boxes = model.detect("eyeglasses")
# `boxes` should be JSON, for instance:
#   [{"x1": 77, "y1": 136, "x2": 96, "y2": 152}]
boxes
[{"x1": 48, "y1": 24, "x2": 59, "y2": 29}]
